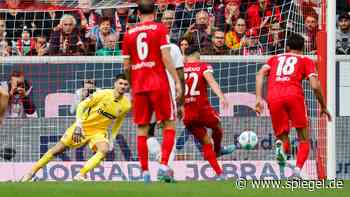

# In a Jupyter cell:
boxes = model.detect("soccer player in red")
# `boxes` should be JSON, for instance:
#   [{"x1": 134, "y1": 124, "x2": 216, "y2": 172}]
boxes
[
  {"x1": 183, "y1": 46, "x2": 235, "y2": 180},
  {"x1": 255, "y1": 33, "x2": 332, "y2": 179},
  {"x1": 122, "y1": 0, "x2": 182, "y2": 183}
]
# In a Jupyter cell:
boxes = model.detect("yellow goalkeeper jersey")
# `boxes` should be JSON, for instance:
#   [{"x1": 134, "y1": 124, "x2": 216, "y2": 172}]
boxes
[{"x1": 76, "y1": 89, "x2": 131, "y2": 137}]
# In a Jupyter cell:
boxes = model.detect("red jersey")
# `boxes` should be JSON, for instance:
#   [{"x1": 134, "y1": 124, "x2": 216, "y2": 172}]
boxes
[
  {"x1": 264, "y1": 52, "x2": 317, "y2": 102},
  {"x1": 184, "y1": 62, "x2": 213, "y2": 109},
  {"x1": 122, "y1": 21, "x2": 171, "y2": 93}
]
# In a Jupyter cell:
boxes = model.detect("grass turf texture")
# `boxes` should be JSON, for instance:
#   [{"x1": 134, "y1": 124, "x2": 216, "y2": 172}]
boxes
[{"x1": 0, "y1": 180, "x2": 348, "y2": 197}]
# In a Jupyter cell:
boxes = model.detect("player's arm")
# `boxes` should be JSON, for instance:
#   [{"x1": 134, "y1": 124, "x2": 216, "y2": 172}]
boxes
[
  {"x1": 161, "y1": 47, "x2": 183, "y2": 102},
  {"x1": 203, "y1": 70, "x2": 228, "y2": 108},
  {"x1": 0, "y1": 87, "x2": 9, "y2": 124},
  {"x1": 255, "y1": 65, "x2": 270, "y2": 114},
  {"x1": 76, "y1": 91, "x2": 104, "y2": 122},
  {"x1": 123, "y1": 57, "x2": 131, "y2": 84},
  {"x1": 122, "y1": 32, "x2": 131, "y2": 83},
  {"x1": 309, "y1": 76, "x2": 332, "y2": 121}
]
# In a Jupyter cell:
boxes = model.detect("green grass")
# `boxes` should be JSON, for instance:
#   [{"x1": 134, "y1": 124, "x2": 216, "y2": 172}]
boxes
[{"x1": 0, "y1": 180, "x2": 349, "y2": 197}]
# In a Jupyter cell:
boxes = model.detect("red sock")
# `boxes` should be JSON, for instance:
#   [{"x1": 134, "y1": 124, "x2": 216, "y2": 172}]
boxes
[
  {"x1": 203, "y1": 143, "x2": 223, "y2": 175},
  {"x1": 137, "y1": 136, "x2": 148, "y2": 171},
  {"x1": 211, "y1": 127, "x2": 223, "y2": 156},
  {"x1": 283, "y1": 139, "x2": 291, "y2": 155},
  {"x1": 161, "y1": 128, "x2": 175, "y2": 165},
  {"x1": 296, "y1": 140, "x2": 310, "y2": 169}
]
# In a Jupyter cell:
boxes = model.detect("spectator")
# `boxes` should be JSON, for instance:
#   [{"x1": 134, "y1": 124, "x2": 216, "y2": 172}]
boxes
[
  {"x1": 215, "y1": 0, "x2": 242, "y2": 32},
  {"x1": 201, "y1": 29, "x2": 231, "y2": 55},
  {"x1": 266, "y1": 22, "x2": 284, "y2": 54},
  {"x1": 161, "y1": 10, "x2": 181, "y2": 43},
  {"x1": 246, "y1": 0, "x2": 282, "y2": 29},
  {"x1": 3, "y1": 8, "x2": 34, "y2": 41},
  {"x1": 27, "y1": 36, "x2": 48, "y2": 56},
  {"x1": 183, "y1": 10, "x2": 212, "y2": 50},
  {"x1": 78, "y1": 0, "x2": 99, "y2": 32},
  {"x1": 96, "y1": 34, "x2": 120, "y2": 56},
  {"x1": 15, "y1": 27, "x2": 35, "y2": 56},
  {"x1": 238, "y1": 28, "x2": 263, "y2": 55},
  {"x1": 49, "y1": 14, "x2": 86, "y2": 56},
  {"x1": 225, "y1": 17, "x2": 246, "y2": 51},
  {"x1": 156, "y1": 0, "x2": 176, "y2": 22},
  {"x1": 70, "y1": 79, "x2": 100, "y2": 114},
  {"x1": 179, "y1": 37, "x2": 190, "y2": 55},
  {"x1": 304, "y1": 14, "x2": 318, "y2": 53},
  {"x1": 0, "y1": 17, "x2": 10, "y2": 56},
  {"x1": 174, "y1": 0, "x2": 205, "y2": 31},
  {"x1": 336, "y1": 13, "x2": 350, "y2": 54},
  {"x1": 0, "y1": 71, "x2": 37, "y2": 118},
  {"x1": 88, "y1": 17, "x2": 119, "y2": 51},
  {"x1": 115, "y1": 6, "x2": 130, "y2": 40}
]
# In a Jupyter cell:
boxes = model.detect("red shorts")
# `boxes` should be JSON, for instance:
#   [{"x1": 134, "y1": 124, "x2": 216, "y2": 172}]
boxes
[
  {"x1": 133, "y1": 90, "x2": 175, "y2": 125},
  {"x1": 268, "y1": 96, "x2": 308, "y2": 137},
  {"x1": 184, "y1": 105, "x2": 220, "y2": 139}
]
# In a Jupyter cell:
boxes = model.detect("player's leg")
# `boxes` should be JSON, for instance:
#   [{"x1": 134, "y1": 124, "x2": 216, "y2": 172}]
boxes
[
  {"x1": 151, "y1": 90, "x2": 176, "y2": 172},
  {"x1": 133, "y1": 92, "x2": 152, "y2": 182},
  {"x1": 288, "y1": 97, "x2": 310, "y2": 178},
  {"x1": 74, "y1": 138, "x2": 109, "y2": 181},
  {"x1": 191, "y1": 126, "x2": 225, "y2": 179},
  {"x1": 147, "y1": 118, "x2": 161, "y2": 162},
  {"x1": 204, "y1": 107, "x2": 235, "y2": 157},
  {"x1": 137, "y1": 124, "x2": 151, "y2": 182},
  {"x1": 268, "y1": 100, "x2": 290, "y2": 169},
  {"x1": 21, "y1": 141, "x2": 66, "y2": 181}
]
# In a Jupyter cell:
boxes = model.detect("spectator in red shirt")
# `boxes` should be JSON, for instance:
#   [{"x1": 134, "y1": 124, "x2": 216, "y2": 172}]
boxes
[
  {"x1": 15, "y1": 27, "x2": 35, "y2": 56},
  {"x1": 246, "y1": 0, "x2": 281, "y2": 29},
  {"x1": 238, "y1": 28, "x2": 263, "y2": 55},
  {"x1": 215, "y1": 0, "x2": 242, "y2": 32}
]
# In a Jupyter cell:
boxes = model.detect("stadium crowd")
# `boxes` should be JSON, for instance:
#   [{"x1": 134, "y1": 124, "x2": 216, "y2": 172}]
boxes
[{"x1": 0, "y1": 0, "x2": 338, "y2": 56}]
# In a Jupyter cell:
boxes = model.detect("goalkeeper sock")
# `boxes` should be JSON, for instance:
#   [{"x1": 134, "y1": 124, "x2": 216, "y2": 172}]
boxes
[
  {"x1": 296, "y1": 140, "x2": 310, "y2": 169},
  {"x1": 203, "y1": 143, "x2": 223, "y2": 176},
  {"x1": 283, "y1": 139, "x2": 291, "y2": 155},
  {"x1": 161, "y1": 128, "x2": 175, "y2": 165},
  {"x1": 32, "y1": 149, "x2": 54, "y2": 174},
  {"x1": 80, "y1": 151, "x2": 105, "y2": 175},
  {"x1": 211, "y1": 127, "x2": 223, "y2": 156},
  {"x1": 137, "y1": 135, "x2": 149, "y2": 171}
]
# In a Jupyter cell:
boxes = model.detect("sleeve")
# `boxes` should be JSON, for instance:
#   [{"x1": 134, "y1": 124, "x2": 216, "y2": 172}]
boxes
[
  {"x1": 303, "y1": 57, "x2": 318, "y2": 79},
  {"x1": 203, "y1": 63, "x2": 214, "y2": 74},
  {"x1": 110, "y1": 102, "x2": 131, "y2": 139},
  {"x1": 121, "y1": 31, "x2": 130, "y2": 56},
  {"x1": 170, "y1": 44, "x2": 184, "y2": 69},
  {"x1": 76, "y1": 90, "x2": 106, "y2": 122},
  {"x1": 159, "y1": 24, "x2": 171, "y2": 49}
]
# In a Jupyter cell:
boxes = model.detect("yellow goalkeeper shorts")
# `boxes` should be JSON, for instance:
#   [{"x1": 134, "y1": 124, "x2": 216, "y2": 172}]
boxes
[{"x1": 60, "y1": 124, "x2": 109, "y2": 152}]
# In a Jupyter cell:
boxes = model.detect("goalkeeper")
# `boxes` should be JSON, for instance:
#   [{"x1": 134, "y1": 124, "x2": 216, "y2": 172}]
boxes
[{"x1": 21, "y1": 74, "x2": 131, "y2": 181}]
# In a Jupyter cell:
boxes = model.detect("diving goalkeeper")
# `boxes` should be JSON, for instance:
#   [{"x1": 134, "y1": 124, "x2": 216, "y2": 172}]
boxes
[{"x1": 21, "y1": 74, "x2": 131, "y2": 181}]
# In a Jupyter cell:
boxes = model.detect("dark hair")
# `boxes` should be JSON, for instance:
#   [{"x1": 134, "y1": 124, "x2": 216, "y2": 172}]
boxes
[
  {"x1": 99, "y1": 16, "x2": 111, "y2": 25},
  {"x1": 286, "y1": 33, "x2": 304, "y2": 51},
  {"x1": 138, "y1": 0, "x2": 155, "y2": 15},
  {"x1": 114, "y1": 73, "x2": 127, "y2": 81}
]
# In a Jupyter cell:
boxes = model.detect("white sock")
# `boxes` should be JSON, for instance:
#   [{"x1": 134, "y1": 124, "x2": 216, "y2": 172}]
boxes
[
  {"x1": 167, "y1": 143, "x2": 176, "y2": 168},
  {"x1": 147, "y1": 137, "x2": 161, "y2": 161},
  {"x1": 160, "y1": 164, "x2": 169, "y2": 171}
]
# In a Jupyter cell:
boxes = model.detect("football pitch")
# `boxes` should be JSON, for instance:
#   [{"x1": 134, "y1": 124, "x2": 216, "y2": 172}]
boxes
[{"x1": 0, "y1": 180, "x2": 349, "y2": 197}]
